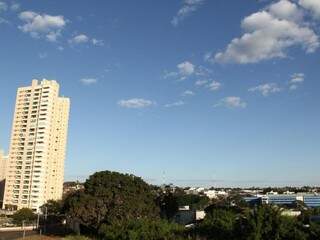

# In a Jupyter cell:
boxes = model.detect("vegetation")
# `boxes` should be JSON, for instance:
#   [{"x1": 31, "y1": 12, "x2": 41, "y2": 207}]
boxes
[
  {"x1": 63, "y1": 171, "x2": 160, "y2": 235},
  {"x1": 157, "y1": 190, "x2": 179, "y2": 220},
  {"x1": 11, "y1": 208, "x2": 37, "y2": 225},
  {"x1": 29, "y1": 170, "x2": 320, "y2": 240},
  {"x1": 41, "y1": 199, "x2": 63, "y2": 215},
  {"x1": 176, "y1": 193, "x2": 210, "y2": 210},
  {"x1": 197, "y1": 204, "x2": 320, "y2": 240},
  {"x1": 63, "y1": 236, "x2": 91, "y2": 240},
  {"x1": 98, "y1": 219, "x2": 185, "y2": 240}
]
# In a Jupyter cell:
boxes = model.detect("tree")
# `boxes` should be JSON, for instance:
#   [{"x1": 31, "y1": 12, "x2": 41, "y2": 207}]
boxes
[
  {"x1": 63, "y1": 171, "x2": 160, "y2": 234},
  {"x1": 176, "y1": 194, "x2": 210, "y2": 210},
  {"x1": 12, "y1": 208, "x2": 36, "y2": 225},
  {"x1": 98, "y1": 219, "x2": 186, "y2": 240},
  {"x1": 243, "y1": 205, "x2": 283, "y2": 240},
  {"x1": 198, "y1": 207, "x2": 238, "y2": 240},
  {"x1": 41, "y1": 199, "x2": 63, "y2": 215},
  {"x1": 156, "y1": 190, "x2": 179, "y2": 220},
  {"x1": 279, "y1": 216, "x2": 308, "y2": 240},
  {"x1": 309, "y1": 222, "x2": 320, "y2": 240}
]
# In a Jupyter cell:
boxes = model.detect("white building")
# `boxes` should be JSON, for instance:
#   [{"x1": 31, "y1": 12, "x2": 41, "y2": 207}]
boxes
[
  {"x1": 0, "y1": 150, "x2": 8, "y2": 181},
  {"x1": 3, "y1": 79, "x2": 70, "y2": 212}
]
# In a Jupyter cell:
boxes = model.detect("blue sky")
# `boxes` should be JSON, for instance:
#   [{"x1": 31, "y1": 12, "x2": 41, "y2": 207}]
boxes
[{"x1": 0, "y1": 0, "x2": 319, "y2": 187}]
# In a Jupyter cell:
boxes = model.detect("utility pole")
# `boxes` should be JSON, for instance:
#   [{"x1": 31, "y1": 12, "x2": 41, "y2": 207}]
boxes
[
  {"x1": 45, "y1": 206, "x2": 48, "y2": 220},
  {"x1": 22, "y1": 220, "x2": 25, "y2": 239},
  {"x1": 44, "y1": 206, "x2": 48, "y2": 234},
  {"x1": 36, "y1": 212, "x2": 40, "y2": 229}
]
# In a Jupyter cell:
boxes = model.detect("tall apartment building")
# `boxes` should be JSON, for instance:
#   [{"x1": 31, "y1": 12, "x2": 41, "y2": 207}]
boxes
[
  {"x1": 0, "y1": 150, "x2": 8, "y2": 181},
  {"x1": 0, "y1": 150, "x2": 8, "y2": 205},
  {"x1": 3, "y1": 79, "x2": 70, "y2": 211}
]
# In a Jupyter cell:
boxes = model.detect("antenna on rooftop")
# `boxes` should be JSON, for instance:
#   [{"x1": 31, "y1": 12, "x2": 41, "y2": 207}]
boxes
[
  {"x1": 162, "y1": 171, "x2": 166, "y2": 186},
  {"x1": 212, "y1": 172, "x2": 216, "y2": 189}
]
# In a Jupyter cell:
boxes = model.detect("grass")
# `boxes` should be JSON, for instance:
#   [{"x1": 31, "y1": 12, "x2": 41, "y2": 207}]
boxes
[
  {"x1": 17, "y1": 236, "x2": 91, "y2": 240},
  {"x1": 16, "y1": 236, "x2": 62, "y2": 240}
]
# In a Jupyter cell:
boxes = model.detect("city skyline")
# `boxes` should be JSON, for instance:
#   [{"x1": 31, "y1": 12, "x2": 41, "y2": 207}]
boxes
[{"x1": 1, "y1": 0, "x2": 320, "y2": 187}]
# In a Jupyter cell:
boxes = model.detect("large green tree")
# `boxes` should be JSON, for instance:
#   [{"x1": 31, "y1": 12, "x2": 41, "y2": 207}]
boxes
[
  {"x1": 98, "y1": 219, "x2": 185, "y2": 240},
  {"x1": 40, "y1": 199, "x2": 63, "y2": 215},
  {"x1": 198, "y1": 207, "x2": 239, "y2": 240},
  {"x1": 63, "y1": 171, "x2": 160, "y2": 233},
  {"x1": 12, "y1": 208, "x2": 37, "y2": 225}
]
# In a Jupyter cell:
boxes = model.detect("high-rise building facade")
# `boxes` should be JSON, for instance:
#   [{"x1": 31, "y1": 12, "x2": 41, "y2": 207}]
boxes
[
  {"x1": 3, "y1": 79, "x2": 70, "y2": 211},
  {"x1": 0, "y1": 150, "x2": 8, "y2": 205},
  {"x1": 0, "y1": 150, "x2": 8, "y2": 181}
]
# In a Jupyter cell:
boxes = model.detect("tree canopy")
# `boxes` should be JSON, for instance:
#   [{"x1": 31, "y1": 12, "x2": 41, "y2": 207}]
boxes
[
  {"x1": 12, "y1": 208, "x2": 37, "y2": 225},
  {"x1": 63, "y1": 171, "x2": 160, "y2": 233}
]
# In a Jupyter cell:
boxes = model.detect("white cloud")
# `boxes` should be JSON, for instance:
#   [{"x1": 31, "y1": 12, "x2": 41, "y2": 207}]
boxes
[
  {"x1": 165, "y1": 100, "x2": 185, "y2": 108},
  {"x1": 118, "y1": 98, "x2": 154, "y2": 109},
  {"x1": 290, "y1": 73, "x2": 305, "y2": 83},
  {"x1": 207, "y1": 80, "x2": 221, "y2": 91},
  {"x1": 18, "y1": 11, "x2": 66, "y2": 42},
  {"x1": 195, "y1": 79, "x2": 221, "y2": 91},
  {"x1": 171, "y1": 0, "x2": 205, "y2": 27},
  {"x1": 0, "y1": 2, "x2": 7, "y2": 24},
  {"x1": 204, "y1": 52, "x2": 213, "y2": 63},
  {"x1": 46, "y1": 31, "x2": 61, "y2": 42},
  {"x1": 69, "y1": 34, "x2": 104, "y2": 47},
  {"x1": 249, "y1": 83, "x2": 281, "y2": 96},
  {"x1": 269, "y1": 0, "x2": 303, "y2": 22},
  {"x1": 178, "y1": 61, "x2": 195, "y2": 76},
  {"x1": 163, "y1": 70, "x2": 178, "y2": 79},
  {"x1": 0, "y1": 17, "x2": 9, "y2": 24},
  {"x1": 0, "y1": 2, "x2": 7, "y2": 12},
  {"x1": 92, "y1": 38, "x2": 104, "y2": 46},
  {"x1": 10, "y1": 3, "x2": 20, "y2": 11},
  {"x1": 213, "y1": 0, "x2": 319, "y2": 64},
  {"x1": 165, "y1": 61, "x2": 195, "y2": 81},
  {"x1": 289, "y1": 84, "x2": 298, "y2": 90},
  {"x1": 38, "y1": 52, "x2": 47, "y2": 59},
  {"x1": 80, "y1": 78, "x2": 98, "y2": 85},
  {"x1": 214, "y1": 96, "x2": 247, "y2": 108},
  {"x1": 299, "y1": 0, "x2": 320, "y2": 19},
  {"x1": 195, "y1": 79, "x2": 208, "y2": 86},
  {"x1": 195, "y1": 65, "x2": 212, "y2": 76},
  {"x1": 182, "y1": 90, "x2": 195, "y2": 96},
  {"x1": 69, "y1": 34, "x2": 89, "y2": 44},
  {"x1": 288, "y1": 73, "x2": 305, "y2": 90}
]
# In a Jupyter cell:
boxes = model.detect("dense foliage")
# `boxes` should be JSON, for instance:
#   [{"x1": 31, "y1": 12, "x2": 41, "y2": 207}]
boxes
[
  {"x1": 12, "y1": 208, "x2": 37, "y2": 225},
  {"x1": 41, "y1": 199, "x2": 63, "y2": 215},
  {"x1": 157, "y1": 190, "x2": 179, "y2": 220},
  {"x1": 176, "y1": 194, "x2": 210, "y2": 210},
  {"x1": 98, "y1": 219, "x2": 186, "y2": 240},
  {"x1": 63, "y1": 171, "x2": 160, "y2": 234},
  {"x1": 40, "y1": 171, "x2": 320, "y2": 240},
  {"x1": 197, "y1": 204, "x2": 320, "y2": 240},
  {"x1": 156, "y1": 186, "x2": 210, "y2": 221}
]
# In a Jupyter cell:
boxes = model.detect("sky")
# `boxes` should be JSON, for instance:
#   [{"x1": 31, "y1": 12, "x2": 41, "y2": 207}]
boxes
[{"x1": 0, "y1": 0, "x2": 319, "y2": 187}]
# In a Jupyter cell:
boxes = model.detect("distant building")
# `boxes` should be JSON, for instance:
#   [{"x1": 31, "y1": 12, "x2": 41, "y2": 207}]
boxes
[
  {"x1": 3, "y1": 79, "x2": 70, "y2": 212},
  {"x1": 203, "y1": 189, "x2": 228, "y2": 199},
  {"x1": 174, "y1": 206, "x2": 206, "y2": 225},
  {"x1": 63, "y1": 181, "x2": 84, "y2": 196},
  {"x1": 195, "y1": 210, "x2": 206, "y2": 220},
  {"x1": 303, "y1": 195, "x2": 320, "y2": 208},
  {"x1": 204, "y1": 190, "x2": 217, "y2": 199},
  {"x1": 244, "y1": 193, "x2": 320, "y2": 208},
  {"x1": 243, "y1": 196, "x2": 262, "y2": 206}
]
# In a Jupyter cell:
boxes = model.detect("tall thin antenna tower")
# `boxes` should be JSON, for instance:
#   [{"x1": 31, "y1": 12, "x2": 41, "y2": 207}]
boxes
[{"x1": 162, "y1": 171, "x2": 166, "y2": 186}]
